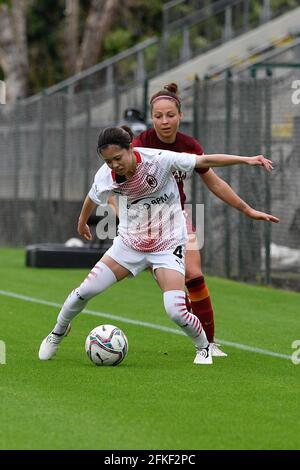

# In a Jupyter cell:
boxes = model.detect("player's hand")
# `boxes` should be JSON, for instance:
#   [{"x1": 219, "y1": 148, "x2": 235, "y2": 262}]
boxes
[
  {"x1": 77, "y1": 221, "x2": 92, "y2": 240},
  {"x1": 246, "y1": 155, "x2": 274, "y2": 172},
  {"x1": 245, "y1": 208, "x2": 279, "y2": 223}
]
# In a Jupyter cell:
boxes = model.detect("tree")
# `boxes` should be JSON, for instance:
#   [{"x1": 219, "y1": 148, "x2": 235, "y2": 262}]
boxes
[
  {"x1": 0, "y1": 0, "x2": 165, "y2": 99},
  {"x1": 0, "y1": 0, "x2": 123, "y2": 99},
  {"x1": 75, "y1": 0, "x2": 119, "y2": 73},
  {"x1": 63, "y1": 0, "x2": 80, "y2": 76},
  {"x1": 62, "y1": 0, "x2": 135, "y2": 77},
  {"x1": 0, "y1": 0, "x2": 31, "y2": 102}
]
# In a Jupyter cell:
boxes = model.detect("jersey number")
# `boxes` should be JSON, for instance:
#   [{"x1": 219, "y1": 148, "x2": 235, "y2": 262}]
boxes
[{"x1": 173, "y1": 246, "x2": 183, "y2": 259}]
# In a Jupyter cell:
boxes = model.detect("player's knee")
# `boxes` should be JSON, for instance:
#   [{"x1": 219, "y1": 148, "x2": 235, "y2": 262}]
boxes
[
  {"x1": 78, "y1": 280, "x2": 107, "y2": 300},
  {"x1": 77, "y1": 262, "x2": 117, "y2": 300},
  {"x1": 163, "y1": 290, "x2": 187, "y2": 325},
  {"x1": 185, "y1": 270, "x2": 203, "y2": 284},
  {"x1": 164, "y1": 303, "x2": 181, "y2": 323},
  {"x1": 76, "y1": 285, "x2": 96, "y2": 301}
]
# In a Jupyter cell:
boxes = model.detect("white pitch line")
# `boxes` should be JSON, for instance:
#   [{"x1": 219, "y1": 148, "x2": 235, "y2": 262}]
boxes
[{"x1": 0, "y1": 289, "x2": 293, "y2": 361}]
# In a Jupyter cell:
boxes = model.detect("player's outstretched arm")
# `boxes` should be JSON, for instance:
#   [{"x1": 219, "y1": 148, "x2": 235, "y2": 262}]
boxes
[
  {"x1": 200, "y1": 170, "x2": 279, "y2": 223},
  {"x1": 77, "y1": 195, "x2": 96, "y2": 241},
  {"x1": 196, "y1": 154, "x2": 274, "y2": 172},
  {"x1": 243, "y1": 208, "x2": 279, "y2": 223}
]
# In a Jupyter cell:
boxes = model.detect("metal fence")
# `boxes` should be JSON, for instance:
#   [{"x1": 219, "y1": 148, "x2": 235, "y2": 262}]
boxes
[
  {"x1": 162, "y1": 0, "x2": 284, "y2": 28},
  {"x1": 0, "y1": 73, "x2": 299, "y2": 289}
]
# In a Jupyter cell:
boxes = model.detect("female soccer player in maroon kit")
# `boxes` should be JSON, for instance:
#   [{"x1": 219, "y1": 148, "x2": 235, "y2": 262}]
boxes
[{"x1": 132, "y1": 83, "x2": 279, "y2": 357}]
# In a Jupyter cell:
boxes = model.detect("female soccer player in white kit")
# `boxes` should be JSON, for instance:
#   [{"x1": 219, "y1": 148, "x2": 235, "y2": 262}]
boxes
[{"x1": 38, "y1": 126, "x2": 277, "y2": 365}]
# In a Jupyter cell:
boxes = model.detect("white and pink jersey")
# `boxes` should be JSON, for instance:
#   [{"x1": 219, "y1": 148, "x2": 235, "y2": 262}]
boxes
[{"x1": 88, "y1": 147, "x2": 196, "y2": 252}]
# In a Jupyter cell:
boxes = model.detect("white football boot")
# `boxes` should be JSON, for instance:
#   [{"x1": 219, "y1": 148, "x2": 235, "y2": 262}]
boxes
[
  {"x1": 38, "y1": 324, "x2": 71, "y2": 360},
  {"x1": 210, "y1": 342, "x2": 227, "y2": 357},
  {"x1": 193, "y1": 344, "x2": 213, "y2": 365}
]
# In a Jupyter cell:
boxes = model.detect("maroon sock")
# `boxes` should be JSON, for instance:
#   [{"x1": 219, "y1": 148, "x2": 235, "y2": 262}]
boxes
[{"x1": 186, "y1": 276, "x2": 215, "y2": 342}]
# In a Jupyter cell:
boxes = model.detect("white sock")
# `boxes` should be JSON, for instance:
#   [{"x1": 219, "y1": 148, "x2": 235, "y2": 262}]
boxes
[
  {"x1": 53, "y1": 262, "x2": 117, "y2": 334},
  {"x1": 163, "y1": 290, "x2": 208, "y2": 349}
]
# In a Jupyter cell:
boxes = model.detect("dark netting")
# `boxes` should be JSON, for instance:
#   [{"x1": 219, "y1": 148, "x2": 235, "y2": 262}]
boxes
[{"x1": 187, "y1": 73, "x2": 300, "y2": 290}]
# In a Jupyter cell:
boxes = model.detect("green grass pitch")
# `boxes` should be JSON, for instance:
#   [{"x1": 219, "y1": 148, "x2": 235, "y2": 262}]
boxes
[{"x1": 0, "y1": 248, "x2": 299, "y2": 450}]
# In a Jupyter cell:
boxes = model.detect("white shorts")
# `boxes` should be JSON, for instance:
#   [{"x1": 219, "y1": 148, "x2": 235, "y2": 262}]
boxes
[{"x1": 105, "y1": 236, "x2": 186, "y2": 277}]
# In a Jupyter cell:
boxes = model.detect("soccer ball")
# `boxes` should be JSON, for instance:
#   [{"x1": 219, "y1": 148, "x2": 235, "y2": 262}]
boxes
[
  {"x1": 65, "y1": 237, "x2": 84, "y2": 247},
  {"x1": 85, "y1": 324, "x2": 128, "y2": 366}
]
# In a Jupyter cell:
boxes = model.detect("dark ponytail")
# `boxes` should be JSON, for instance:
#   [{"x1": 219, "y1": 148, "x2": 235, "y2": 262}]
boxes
[
  {"x1": 97, "y1": 126, "x2": 133, "y2": 154},
  {"x1": 163, "y1": 83, "x2": 178, "y2": 95}
]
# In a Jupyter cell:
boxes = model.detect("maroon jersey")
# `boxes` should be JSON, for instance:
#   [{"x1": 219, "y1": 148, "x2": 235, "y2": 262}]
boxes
[{"x1": 133, "y1": 128, "x2": 208, "y2": 206}]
